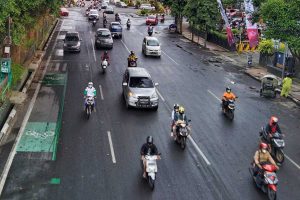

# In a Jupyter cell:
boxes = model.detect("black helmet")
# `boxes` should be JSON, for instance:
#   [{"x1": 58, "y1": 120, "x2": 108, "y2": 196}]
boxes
[
  {"x1": 173, "y1": 103, "x2": 179, "y2": 110},
  {"x1": 226, "y1": 87, "x2": 231, "y2": 93},
  {"x1": 146, "y1": 136, "x2": 153, "y2": 145},
  {"x1": 130, "y1": 51, "x2": 134, "y2": 55}
]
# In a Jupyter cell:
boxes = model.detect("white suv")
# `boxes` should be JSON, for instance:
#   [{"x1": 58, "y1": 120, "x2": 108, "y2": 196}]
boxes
[{"x1": 142, "y1": 36, "x2": 161, "y2": 57}]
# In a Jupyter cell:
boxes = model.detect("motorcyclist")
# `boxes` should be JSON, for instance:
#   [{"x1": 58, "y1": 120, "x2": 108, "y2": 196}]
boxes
[
  {"x1": 253, "y1": 142, "x2": 279, "y2": 186},
  {"x1": 148, "y1": 25, "x2": 154, "y2": 33},
  {"x1": 115, "y1": 13, "x2": 120, "y2": 21},
  {"x1": 126, "y1": 19, "x2": 131, "y2": 27},
  {"x1": 140, "y1": 136, "x2": 159, "y2": 178},
  {"x1": 173, "y1": 106, "x2": 189, "y2": 139},
  {"x1": 127, "y1": 51, "x2": 137, "y2": 66},
  {"x1": 103, "y1": 15, "x2": 107, "y2": 24},
  {"x1": 161, "y1": 14, "x2": 165, "y2": 22},
  {"x1": 84, "y1": 82, "x2": 96, "y2": 110},
  {"x1": 170, "y1": 104, "x2": 180, "y2": 136},
  {"x1": 222, "y1": 87, "x2": 236, "y2": 113},
  {"x1": 263, "y1": 116, "x2": 283, "y2": 151},
  {"x1": 101, "y1": 51, "x2": 110, "y2": 64}
]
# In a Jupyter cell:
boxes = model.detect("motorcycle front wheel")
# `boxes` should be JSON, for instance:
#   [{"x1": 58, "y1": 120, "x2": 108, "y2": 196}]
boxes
[
  {"x1": 86, "y1": 106, "x2": 91, "y2": 119},
  {"x1": 181, "y1": 137, "x2": 186, "y2": 150},
  {"x1": 227, "y1": 110, "x2": 234, "y2": 120},
  {"x1": 267, "y1": 187, "x2": 277, "y2": 200},
  {"x1": 275, "y1": 149, "x2": 285, "y2": 164},
  {"x1": 148, "y1": 176, "x2": 155, "y2": 190}
]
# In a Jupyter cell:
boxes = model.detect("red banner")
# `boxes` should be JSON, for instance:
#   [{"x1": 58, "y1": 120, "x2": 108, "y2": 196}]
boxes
[
  {"x1": 226, "y1": 26, "x2": 235, "y2": 46},
  {"x1": 247, "y1": 27, "x2": 259, "y2": 48}
]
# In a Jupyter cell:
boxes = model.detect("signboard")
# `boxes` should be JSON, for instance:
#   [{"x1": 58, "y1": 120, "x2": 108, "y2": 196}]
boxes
[{"x1": 1, "y1": 58, "x2": 11, "y2": 73}]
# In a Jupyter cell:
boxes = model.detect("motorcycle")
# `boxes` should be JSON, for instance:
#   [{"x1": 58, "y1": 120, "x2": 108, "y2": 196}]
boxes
[
  {"x1": 222, "y1": 99, "x2": 235, "y2": 120},
  {"x1": 141, "y1": 154, "x2": 161, "y2": 190},
  {"x1": 85, "y1": 11, "x2": 89, "y2": 16},
  {"x1": 103, "y1": 19, "x2": 107, "y2": 28},
  {"x1": 249, "y1": 163, "x2": 278, "y2": 200},
  {"x1": 127, "y1": 22, "x2": 131, "y2": 30},
  {"x1": 160, "y1": 17, "x2": 165, "y2": 23},
  {"x1": 85, "y1": 96, "x2": 95, "y2": 119},
  {"x1": 92, "y1": 19, "x2": 97, "y2": 27},
  {"x1": 175, "y1": 120, "x2": 191, "y2": 150},
  {"x1": 260, "y1": 128, "x2": 285, "y2": 164},
  {"x1": 115, "y1": 15, "x2": 121, "y2": 22},
  {"x1": 148, "y1": 29, "x2": 153, "y2": 36},
  {"x1": 101, "y1": 59, "x2": 108, "y2": 73},
  {"x1": 128, "y1": 58, "x2": 137, "y2": 67}
]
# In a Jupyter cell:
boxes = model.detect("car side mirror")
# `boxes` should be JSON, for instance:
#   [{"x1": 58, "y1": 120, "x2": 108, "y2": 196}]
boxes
[
  {"x1": 122, "y1": 82, "x2": 128, "y2": 86},
  {"x1": 154, "y1": 83, "x2": 159, "y2": 86}
]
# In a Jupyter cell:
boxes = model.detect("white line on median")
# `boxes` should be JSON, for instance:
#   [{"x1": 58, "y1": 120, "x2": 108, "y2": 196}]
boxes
[
  {"x1": 156, "y1": 89, "x2": 165, "y2": 102},
  {"x1": 99, "y1": 85, "x2": 104, "y2": 100},
  {"x1": 107, "y1": 131, "x2": 116, "y2": 164},
  {"x1": 188, "y1": 136, "x2": 211, "y2": 165},
  {"x1": 121, "y1": 40, "x2": 130, "y2": 53},
  {"x1": 91, "y1": 38, "x2": 97, "y2": 62},
  {"x1": 285, "y1": 155, "x2": 300, "y2": 170},
  {"x1": 207, "y1": 89, "x2": 222, "y2": 103},
  {"x1": 161, "y1": 51, "x2": 179, "y2": 65}
]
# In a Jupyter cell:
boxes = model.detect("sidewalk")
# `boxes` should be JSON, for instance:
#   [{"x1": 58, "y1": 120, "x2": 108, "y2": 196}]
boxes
[{"x1": 181, "y1": 21, "x2": 300, "y2": 105}]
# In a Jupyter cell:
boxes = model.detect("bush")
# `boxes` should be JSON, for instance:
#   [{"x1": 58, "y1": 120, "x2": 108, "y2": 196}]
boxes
[
  {"x1": 11, "y1": 63, "x2": 26, "y2": 87},
  {"x1": 135, "y1": 0, "x2": 141, "y2": 8},
  {"x1": 258, "y1": 39, "x2": 275, "y2": 55},
  {"x1": 154, "y1": 2, "x2": 165, "y2": 13},
  {"x1": 210, "y1": 30, "x2": 227, "y2": 41}
]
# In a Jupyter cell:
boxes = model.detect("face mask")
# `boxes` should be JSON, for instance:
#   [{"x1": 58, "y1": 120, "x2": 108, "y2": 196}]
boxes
[{"x1": 262, "y1": 149, "x2": 267, "y2": 153}]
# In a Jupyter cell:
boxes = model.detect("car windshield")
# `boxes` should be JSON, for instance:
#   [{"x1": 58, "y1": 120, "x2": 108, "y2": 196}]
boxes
[
  {"x1": 112, "y1": 24, "x2": 121, "y2": 29},
  {"x1": 129, "y1": 77, "x2": 153, "y2": 88},
  {"x1": 147, "y1": 40, "x2": 159, "y2": 46},
  {"x1": 97, "y1": 31, "x2": 111, "y2": 37},
  {"x1": 66, "y1": 36, "x2": 79, "y2": 41},
  {"x1": 148, "y1": 16, "x2": 156, "y2": 19}
]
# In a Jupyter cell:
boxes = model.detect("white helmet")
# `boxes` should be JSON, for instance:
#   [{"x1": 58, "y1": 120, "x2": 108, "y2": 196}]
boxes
[{"x1": 88, "y1": 82, "x2": 93, "y2": 88}]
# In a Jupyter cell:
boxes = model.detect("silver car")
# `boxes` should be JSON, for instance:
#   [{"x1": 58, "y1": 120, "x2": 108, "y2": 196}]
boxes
[
  {"x1": 122, "y1": 68, "x2": 159, "y2": 110},
  {"x1": 95, "y1": 28, "x2": 113, "y2": 49},
  {"x1": 63, "y1": 31, "x2": 81, "y2": 52}
]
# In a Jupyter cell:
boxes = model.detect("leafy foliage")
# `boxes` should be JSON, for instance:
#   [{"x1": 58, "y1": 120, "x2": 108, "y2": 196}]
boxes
[
  {"x1": 260, "y1": 0, "x2": 300, "y2": 58},
  {"x1": 258, "y1": 39, "x2": 275, "y2": 55}
]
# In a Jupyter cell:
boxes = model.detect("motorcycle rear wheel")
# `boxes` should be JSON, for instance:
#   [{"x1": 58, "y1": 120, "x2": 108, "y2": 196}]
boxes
[
  {"x1": 275, "y1": 149, "x2": 284, "y2": 164},
  {"x1": 227, "y1": 110, "x2": 234, "y2": 120},
  {"x1": 267, "y1": 187, "x2": 277, "y2": 200},
  {"x1": 148, "y1": 177, "x2": 155, "y2": 190}
]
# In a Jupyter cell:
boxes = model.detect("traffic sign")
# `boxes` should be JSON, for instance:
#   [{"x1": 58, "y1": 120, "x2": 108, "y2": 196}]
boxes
[{"x1": 1, "y1": 58, "x2": 11, "y2": 73}]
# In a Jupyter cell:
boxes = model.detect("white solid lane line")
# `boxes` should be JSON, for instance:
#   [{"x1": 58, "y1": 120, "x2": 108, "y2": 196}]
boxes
[
  {"x1": 207, "y1": 89, "x2": 222, "y2": 103},
  {"x1": 156, "y1": 89, "x2": 165, "y2": 102},
  {"x1": 107, "y1": 131, "x2": 116, "y2": 164},
  {"x1": 285, "y1": 155, "x2": 300, "y2": 170},
  {"x1": 188, "y1": 136, "x2": 211, "y2": 165},
  {"x1": 91, "y1": 38, "x2": 97, "y2": 62},
  {"x1": 161, "y1": 51, "x2": 179, "y2": 65},
  {"x1": 99, "y1": 85, "x2": 104, "y2": 100},
  {"x1": 121, "y1": 40, "x2": 130, "y2": 53}
]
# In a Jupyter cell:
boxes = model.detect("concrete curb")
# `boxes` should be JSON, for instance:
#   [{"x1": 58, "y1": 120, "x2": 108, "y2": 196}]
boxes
[{"x1": 244, "y1": 71, "x2": 300, "y2": 106}]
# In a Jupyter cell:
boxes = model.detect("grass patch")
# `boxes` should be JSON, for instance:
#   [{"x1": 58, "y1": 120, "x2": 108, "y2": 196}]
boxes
[{"x1": 11, "y1": 63, "x2": 27, "y2": 87}]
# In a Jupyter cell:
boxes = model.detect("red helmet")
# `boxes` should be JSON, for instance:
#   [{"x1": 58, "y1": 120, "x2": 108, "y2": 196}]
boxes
[
  {"x1": 260, "y1": 142, "x2": 268, "y2": 150},
  {"x1": 269, "y1": 116, "x2": 278, "y2": 126}
]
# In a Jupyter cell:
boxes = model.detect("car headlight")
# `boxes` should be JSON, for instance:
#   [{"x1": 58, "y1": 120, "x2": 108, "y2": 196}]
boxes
[
  {"x1": 75, "y1": 43, "x2": 80, "y2": 47},
  {"x1": 128, "y1": 92, "x2": 137, "y2": 98},
  {"x1": 151, "y1": 92, "x2": 158, "y2": 98}
]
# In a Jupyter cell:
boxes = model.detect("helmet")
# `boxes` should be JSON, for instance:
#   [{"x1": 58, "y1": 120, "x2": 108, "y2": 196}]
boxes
[
  {"x1": 146, "y1": 136, "x2": 153, "y2": 145},
  {"x1": 226, "y1": 87, "x2": 231, "y2": 93},
  {"x1": 178, "y1": 106, "x2": 185, "y2": 114},
  {"x1": 130, "y1": 51, "x2": 134, "y2": 55},
  {"x1": 88, "y1": 82, "x2": 93, "y2": 88},
  {"x1": 105, "y1": 51, "x2": 108, "y2": 54},
  {"x1": 270, "y1": 116, "x2": 278, "y2": 126},
  {"x1": 260, "y1": 142, "x2": 268, "y2": 150},
  {"x1": 173, "y1": 104, "x2": 179, "y2": 110}
]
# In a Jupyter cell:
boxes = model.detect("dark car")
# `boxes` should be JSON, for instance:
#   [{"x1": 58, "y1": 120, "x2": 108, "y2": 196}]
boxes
[
  {"x1": 109, "y1": 22, "x2": 122, "y2": 38},
  {"x1": 104, "y1": 6, "x2": 114, "y2": 14},
  {"x1": 63, "y1": 31, "x2": 81, "y2": 52},
  {"x1": 95, "y1": 28, "x2": 113, "y2": 49},
  {"x1": 101, "y1": 2, "x2": 108, "y2": 9}
]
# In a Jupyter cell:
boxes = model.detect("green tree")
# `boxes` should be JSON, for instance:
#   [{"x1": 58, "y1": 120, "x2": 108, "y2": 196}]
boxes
[
  {"x1": 260, "y1": 0, "x2": 300, "y2": 59},
  {"x1": 184, "y1": 0, "x2": 220, "y2": 47},
  {"x1": 169, "y1": 0, "x2": 187, "y2": 33}
]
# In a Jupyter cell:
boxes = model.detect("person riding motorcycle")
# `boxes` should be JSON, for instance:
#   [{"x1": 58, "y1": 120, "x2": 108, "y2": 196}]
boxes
[
  {"x1": 126, "y1": 19, "x2": 131, "y2": 28},
  {"x1": 173, "y1": 106, "x2": 189, "y2": 139},
  {"x1": 127, "y1": 51, "x2": 137, "y2": 66},
  {"x1": 171, "y1": 104, "x2": 180, "y2": 136},
  {"x1": 103, "y1": 15, "x2": 107, "y2": 25},
  {"x1": 140, "y1": 136, "x2": 159, "y2": 178},
  {"x1": 148, "y1": 25, "x2": 154, "y2": 33},
  {"x1": 263, "y1": 116, "x2": 283, "y2": 151},
  {"x1": 84, "y1": 82, "x2": 96, "y2": 110},
  {"x1": 101, "y1": 51, "x2": 110, "y2": 64},
  {"x1": 222, "y1": 87, "x2": 236, "y2": 113},
  {"x1": 115, "y1": 13, "x2": 120, "y2": 21},
  {"x1": 253, "y1": 142, "x2": 279, "y2": 186}
]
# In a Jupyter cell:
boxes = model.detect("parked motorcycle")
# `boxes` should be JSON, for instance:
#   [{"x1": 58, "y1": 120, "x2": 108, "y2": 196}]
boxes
[
  {"x1": 222, "y1": 99, "x2": 235, "y2": 120},
  {"x1": 101, "y1": 59, "x2": 108, "y2": 73},
  {"x1": 141, "y1": 154, "x2": 161, "y2": 190},
  {"x1": 249, "y1": 163, "x2": 278, "y2": 200},
  {"x1": 85, "y1": 96, "x2": 95, "y2": 119},
  {"x1": 260, "y1": 128, "x2": 285, "y2": 164},
  {"x1": 175, "y1": 120, "x2": 191, "y2": 150}
]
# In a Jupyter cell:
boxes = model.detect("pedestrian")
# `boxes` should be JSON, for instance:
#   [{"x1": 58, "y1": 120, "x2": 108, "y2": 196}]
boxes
[{"x1": 280, "y1": 73, "x2": 292, "y2": 98}]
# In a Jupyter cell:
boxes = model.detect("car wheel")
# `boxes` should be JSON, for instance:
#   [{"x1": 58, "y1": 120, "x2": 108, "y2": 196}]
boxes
[
  {"x1": 152, "y1": 106, "x2": 158, "y2": 111},
  {"x1": 120, "y1": 35, "x2": 122, "y2": 39}
]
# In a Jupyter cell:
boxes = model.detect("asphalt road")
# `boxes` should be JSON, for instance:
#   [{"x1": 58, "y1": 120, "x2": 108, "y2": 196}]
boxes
[{"x1": 3, "y1": 5, "x2": 300, "y2": 200}]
